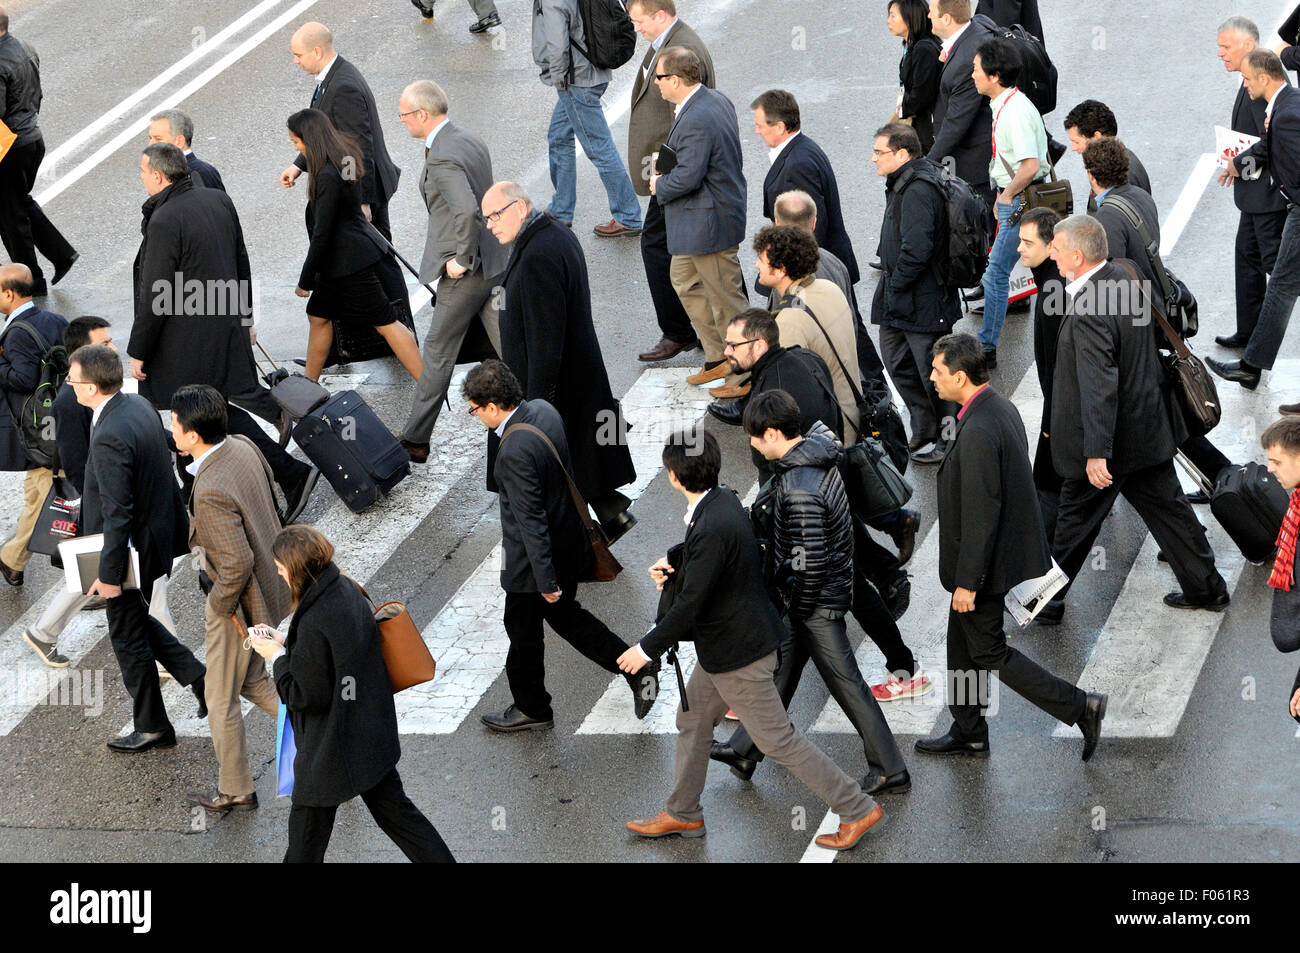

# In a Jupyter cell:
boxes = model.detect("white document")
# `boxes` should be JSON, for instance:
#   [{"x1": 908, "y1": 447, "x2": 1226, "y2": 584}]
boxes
[
  {"x1": 1215, "y1": 124, "x2": 1261, "y2": 176},
  {"x1": 58, "y1": 533, "x2": 141, "y2": 594},
  {"x1": 1005, "y1": 559, "x2": 1068, "y2": 627}
]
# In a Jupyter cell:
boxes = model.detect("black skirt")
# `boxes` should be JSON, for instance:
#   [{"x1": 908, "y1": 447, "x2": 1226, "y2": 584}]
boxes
[{"x1": 306, "y1": 263, "x2": 395, "y2": 327}]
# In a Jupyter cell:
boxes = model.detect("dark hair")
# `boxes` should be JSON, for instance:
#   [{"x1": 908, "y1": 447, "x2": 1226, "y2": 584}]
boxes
[
  {"x1": 1063, "y1": 99, "x2": 1118, "y2": 138},
  {"x1": 69, "y1": 345, "x2": 123, "y2": 394},
  {"x1": 975, "y1": 38, "x2": 1021, "y2": 88},
  {"x1": 750, "y1": 89, "x2": 800, "y2": 132},
  {"x1": 1082, "y1": 136, "x2": 1129, "y2": 189},
  {"x1": 1262, "y1": 418, "x2": 1300, "y2": 455},
  {"x1": 171, "y1": 384, "x2": 229, "y2": 444},
  {"x1": 64, "y1": 316, "x2": 110, "y2": 353},
  {"x1": 935, "y1": 0, "x2": 971, "y2": 22},
  {"x1": 662, "y1": 429, "x2": 720, "y2": 492},
  {"x1": 0, "y1": 269, "x2": 34, "y2": 297},
  {"x1": 753, "y1": 225, "x2": 819, "y2": 281},
  {"x1": 462, "y1": 359, "x2": 522, "y2": 410},
  {"x1": 657, "y1": 46, "x2": 703, "y2": 84},
  {"x1": 730, "y1": 307, "x2": 780, "y2": 348},
  {"x1": 272, "y1": 525, "x2": 334, "y2": 605},
  {"x1": 931, "y1": 333, "x2": 989, "y2": 385},
  {"x1": 874, "y1": 121, "x2": 922, "y2": 156},
  {"x1": 286, "y1": 108, "x2": 365, "y2": 200},
  {"x1": 1245, "y1": 48, "x2": 1288, "y2": 82},
  {"x1": 890, "y1": 0, "x2": 934, "y2": 47},
  {"x1": 743, "y1": 389, "x2": 802, "y2": 439},
  {"x1": 142, "y1": 142, "x2": 190, "y2": 183},
  {"x1": 1019, "y1": 207, "x2": 1059, "y2": 244}
]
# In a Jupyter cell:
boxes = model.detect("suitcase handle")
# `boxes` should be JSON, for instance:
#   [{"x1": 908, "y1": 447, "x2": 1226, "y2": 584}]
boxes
[{"x1": 1173, "y1": 450, "x2": 1214, "y2": 498}]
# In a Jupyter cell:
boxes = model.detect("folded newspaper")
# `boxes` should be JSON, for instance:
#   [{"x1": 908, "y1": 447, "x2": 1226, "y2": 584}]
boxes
[
  {"x1": 1214, "y1": 124, "x2": 1260, "y2": 176},
  {"x1": 1005, "y1": 560, "x2": 1068, "y2": 626}
]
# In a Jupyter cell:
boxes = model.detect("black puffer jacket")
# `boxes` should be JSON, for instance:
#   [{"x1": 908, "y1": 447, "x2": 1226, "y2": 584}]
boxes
[{"x1": 772, "y1": 421, "x2": 854, "y2": 620}]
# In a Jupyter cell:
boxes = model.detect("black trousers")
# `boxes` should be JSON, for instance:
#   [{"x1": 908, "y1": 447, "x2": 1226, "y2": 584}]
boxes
[
  {"x1": 1033, "y1": 426, "x2": 1063, "y2": 545},
  {"x1": 284, "y1": 767, "x2": 455, "y2": 863},
  {"x1": 1235, "y1": 208, "x2": 1287, "y2": 338},
  {"x1": 106, "y1": 586, "x2": 204, "y2": 733},
  {"x1": 879, "y1": 325, "x2": 957, "y2": 446},
  {"x1": 1179, "y1": 434, "x2": 1232, "y2": 485},
  {"x1": 176, "y1": 402, "x2": 307, "y2": 496},
  {"x1": 728, "y1": 608, "x2": 907, "y2": 777},
  {"x1": 0, "y1": 136, "x2": 75, "y2": 283},
  {"x1": 640, "y1": 198, "x2": 696, "y2": 344},
  {"x1": 503, "y1": 584, "x2": 629, "y2": 719},
  {"x1": 946, "y1": 593, "x2": 1086, "y2": 744},
  {"x1": 1052, "y1": 459, "x2": 1227, "y2": 604},
  {"x1": 851, "y1": 517, "x2": 916, "y2": 677}
]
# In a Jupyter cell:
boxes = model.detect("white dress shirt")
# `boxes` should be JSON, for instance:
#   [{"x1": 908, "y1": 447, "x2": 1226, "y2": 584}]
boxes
[
  {"x1": 940, "y1": 21, "x2": 970, "y2": 60},
  {"x1": 768, "y1": 130, "x2": 800, "y2": 166},
  {"x1": 494, "y1": 406, "x2": 520, "y2": 438},
  {"x1": 185, "y1": 439, "x2": 226, "y2": 477},
  {"x1": 0, "y1": 299, "x2": 35, "y2": 338},
  {"x1": 1064, "y1": 261, "x2": 1107, "y2": 300},
  {"x1": 425, "y1": 117, "x2": 451, "y2": 151}
]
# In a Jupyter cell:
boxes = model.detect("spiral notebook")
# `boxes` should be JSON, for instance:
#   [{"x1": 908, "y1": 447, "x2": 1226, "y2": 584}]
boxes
[{"x1": 1005, "y1": 560, "x2": 1068, "y2": 627}]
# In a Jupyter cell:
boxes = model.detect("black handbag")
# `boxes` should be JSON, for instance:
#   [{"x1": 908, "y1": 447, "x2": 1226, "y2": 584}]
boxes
[
  {"x1": 28, "y1": 475, "x2": 81, "y2": 557},
  {"x1": 1101, "y1": 194, "x2": 1198, "y2": 337}
]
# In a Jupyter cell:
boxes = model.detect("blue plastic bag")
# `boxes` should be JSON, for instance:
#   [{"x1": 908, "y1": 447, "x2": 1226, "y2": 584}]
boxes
[{"x1": 275, "y1": 702, "x2": 296, "y2": 797}]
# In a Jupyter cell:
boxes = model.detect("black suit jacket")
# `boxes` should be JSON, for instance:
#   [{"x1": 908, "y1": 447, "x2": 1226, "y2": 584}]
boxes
[
  {"x1": 1030, "y1": 258, "x2": 1065, "y2": 432},
  {"x1": 52, "y1": 383, "x2": 90, "y2": 494},
  {"x1": 492, "y1": 399, "x2": 592, "y2": 595},
  {"x1": 640, "y1": 486, "x2": 783, "y2": 674},
  {"x1": 1229, "y1": 84, "x2": 1286, "y2": 214},
  {"x1": 293, "y1": 56, "x2": 400, "y2": 208},
  {"x1": 1050, "y1": 261, "x2": 1183, "y2": 480},
  {"x1": 938, "y1": 386, "x2": 1049, "y2": 595},
  {"x1": 1236, "y1": 82, "x2": 1300, "y2": 205},
  {"x1": 186, "y1": 152, "x2": 226, "y2": 192},
  {"x1": 974, "y1": 0, "x2": 1044, "y2": 43},
  {"x1": 81, "y1": 392, "x2": 189, "y2": 589},
  {"x1": 763, "y1": 133, "x2": 859, "y2": 283},
  {"x1": 929, "y1": 18, "x2": 995, "y2": 190},
  {"x1": 299, "y1": 160, "x2": 383, "y2": 289},
  {"x1": 1094, "y1": 184, "x2": 1161, "y2": 285}
]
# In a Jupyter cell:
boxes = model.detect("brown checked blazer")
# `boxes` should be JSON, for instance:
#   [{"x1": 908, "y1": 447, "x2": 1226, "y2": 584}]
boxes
[{"x1": 188, "y1": 435, "x2": 292, "y2": 627}]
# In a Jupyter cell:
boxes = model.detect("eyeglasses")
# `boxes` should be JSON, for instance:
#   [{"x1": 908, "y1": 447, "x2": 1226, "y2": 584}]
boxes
[
  {"x1": 871, "y1": 148, "x2": 898, "y2": 157},
  {"x1": 653, "y1": 73, "x2": 675, "y2": 81},
  {"x1": 66, "y1": 379, "x2": 91, "y2": 385},
  {"x1": 397, "y1": 109, "x2": 423, "y2": 119},
  {"x1": 723, "y1": 338, "x2": 760, "y2": 350},
  {"x1": 467, "y1": 403, "x2": 482, "y2": 416},
  {"x1": 485, "y1": 199, "x2": 519, "y2": 224}
]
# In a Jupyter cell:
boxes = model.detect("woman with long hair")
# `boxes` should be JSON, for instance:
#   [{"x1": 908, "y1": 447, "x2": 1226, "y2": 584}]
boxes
[
  {"x1": 286, "y1": 108, "x2": 423, "y2": 382},
  {"x1": 887, "y1": 0, "x2": 941, "y2": 153},
  {"x1": 249, "y1": 525, "x2": 453, "y2": 863}
]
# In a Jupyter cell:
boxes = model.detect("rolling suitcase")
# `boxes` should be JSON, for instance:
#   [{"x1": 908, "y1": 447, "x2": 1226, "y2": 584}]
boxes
[
  {"x1": 255, "y1": 342, "x2": 330, "y2": 420},
  {"x1": 1176, "y1": 454, "x2": 1287, "y2": 564},
  {"x1": 292, "y1": 390, "x2": 410, "y2": 513}
]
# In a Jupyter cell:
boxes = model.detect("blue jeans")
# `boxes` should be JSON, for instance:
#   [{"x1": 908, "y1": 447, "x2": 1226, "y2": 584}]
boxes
[
  {"x1": 1244, "y1": 204, "x2": 1300, "y2": 371},
  {"x1": 978, "y1": 195, "x2": 1023, "y2": 353},
  {"x1": 546, "y1": 83, "x2": 643, "y2": 228}
]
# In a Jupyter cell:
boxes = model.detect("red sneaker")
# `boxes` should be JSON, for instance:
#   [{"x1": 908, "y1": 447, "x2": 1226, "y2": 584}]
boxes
[{"x1": 871, "y1": 670, "x2": 932, "y2": 702}]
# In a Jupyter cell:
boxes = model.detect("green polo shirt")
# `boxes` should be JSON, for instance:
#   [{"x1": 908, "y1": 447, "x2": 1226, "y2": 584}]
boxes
[{"x1": 988, "y1": 86, "x2": 1049, "y2": 190}]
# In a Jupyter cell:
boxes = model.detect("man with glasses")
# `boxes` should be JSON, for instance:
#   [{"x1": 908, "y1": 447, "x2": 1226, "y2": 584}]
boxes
[{"x1": 395, "y1": 80, "x2": 508, "y2": 464}]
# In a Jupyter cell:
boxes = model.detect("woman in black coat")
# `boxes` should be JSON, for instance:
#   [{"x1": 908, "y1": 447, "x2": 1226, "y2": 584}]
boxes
[
  {"x1": 287, "y1": 109, "x2": 423, "y2": 382},
  {"x1": 249, "y1": 525, "x2": 453, "y2": 863},
  {"x1": 887, "y1": 0, "x2": 941, "y2": 153}
]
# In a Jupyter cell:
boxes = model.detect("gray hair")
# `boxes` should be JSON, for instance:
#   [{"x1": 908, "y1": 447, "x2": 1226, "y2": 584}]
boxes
[
  {"x1": 773, "y1": 189, "x2": 816, "y2": 229},
  {"x1": 142, "y1": 142, "x2": 190, "y2": 183},
  {"x1": 403, "y1": 80, "x2": 449, "y2": 117},
  {"x1": 151, "y1": 109, "x2": 194, "y2": 146},
  {"x1": 1217, "y1": 16, "x2": 1259, "y2": 43},
  {"x1": 494, "y1": 181, "x2": 532, "y2": 211},
  {"x1": 1054, "y1": 214, "x2": 1108, "y2": 265}
]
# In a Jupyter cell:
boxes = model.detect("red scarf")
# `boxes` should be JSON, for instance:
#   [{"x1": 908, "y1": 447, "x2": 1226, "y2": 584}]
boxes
[{"x1": 1268, "y1": 488, "x2": 1300, "y2": 591}]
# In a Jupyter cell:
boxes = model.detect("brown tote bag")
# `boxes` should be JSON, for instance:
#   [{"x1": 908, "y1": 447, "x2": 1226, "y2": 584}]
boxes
[
  {"x1": 502, "y1": 422, "x2": 623, "y2": 583},
  {"x1": 356, "y1": 582, "x2": 436, "y2": 693}
]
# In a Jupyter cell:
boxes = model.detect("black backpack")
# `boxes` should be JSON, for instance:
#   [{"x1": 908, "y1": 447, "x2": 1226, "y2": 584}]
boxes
[
  {"x1": 974, "y1": 14, "x2": 1058, "y2": 114},
  {"x1": 0, "y1": 320, "x2": 68, "y2": 470},
  {"x1": 898, "y1": 161, "x2": 992, "y2": 289},
  {"x1": 570, "y1": 0, "x2": 637, "y2": 72}
]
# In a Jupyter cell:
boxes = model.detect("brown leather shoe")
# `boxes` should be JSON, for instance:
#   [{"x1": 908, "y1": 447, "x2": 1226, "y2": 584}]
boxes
[
  {"x1": 814, "y1": 803, "x2": 884, "y2": 851},
  {"x1": 593, "y1": 218, "x2": 642, "y2": 238},
  {"x1": 708, "y1": 382, "x2": 751, "y2": 400},
  {"x1": 627, "y1": 809, "x2": 706, "y2": 839},
  {"x1": 638, "y1": 336, "x2": 698, "y2": 363},
  {"x1": 685, "y1": 362, "x2": 730, "y2": 386},
  {"x1": 187, "y1": 790, "x2": 259, "y2": 812},
  {"x1": 401, "y1": 439, "x2": 430, "y2": 463},
  {"x1": 0, "y1": 557, "x2": 22, "y2": 587}
]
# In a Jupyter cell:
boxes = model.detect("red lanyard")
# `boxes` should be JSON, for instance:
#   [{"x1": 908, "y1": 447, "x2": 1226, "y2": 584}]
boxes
[{"x1": 991, "y1": 88, "x2": 1018, "y2": 158}]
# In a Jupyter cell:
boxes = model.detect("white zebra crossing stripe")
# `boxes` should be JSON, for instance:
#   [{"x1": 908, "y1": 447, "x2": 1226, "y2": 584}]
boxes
[{"x1": 396, "y1": 368, "x2": 714, "y2": 734}]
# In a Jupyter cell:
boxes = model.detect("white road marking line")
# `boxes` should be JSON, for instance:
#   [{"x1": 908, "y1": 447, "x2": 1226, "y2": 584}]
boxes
[
  {"x1": 398, "y1": 368, "x2": 712, "y2": 734},
  {"x1": 1159, "y1": 153, "x2": 1221, "y2": 259},
  {"x1": 799, "y1": 810, "x2": 844, "y2": 864}
]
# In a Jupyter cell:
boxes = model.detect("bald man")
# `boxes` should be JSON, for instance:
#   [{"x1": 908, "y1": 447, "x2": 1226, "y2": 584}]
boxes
[{"x1": 0, "y1": 263, "x2": 68, "y2": 586}]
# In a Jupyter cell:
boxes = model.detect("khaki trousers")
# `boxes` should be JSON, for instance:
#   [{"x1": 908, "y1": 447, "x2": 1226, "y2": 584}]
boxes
[
  {"x1": 2, "y1": 466, "x2": 54, "y2": 571},
  {"x1": 670, "y1": 247, "x2": 749, "y2": 375},
  {"x1": 203, "y1": 601, "x2": 279, "y2": 796}
]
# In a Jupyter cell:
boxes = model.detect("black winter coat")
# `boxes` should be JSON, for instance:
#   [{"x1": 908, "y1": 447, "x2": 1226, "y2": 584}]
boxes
[
  {"x1": 300, "y1": 159, "x2": 383, "y2": 289},
  {"x1": 492, "y1": 213, "x2": 635, "y2": 500},
  {"x1": 0, "y1": 33, "x2": 42, "y2": 144},
  {"x1": 1094, "y1": 184, "x2": 1161, "y2": 286},
  {"x1": 771, "y1": 422, "x2": 854, "y2": 619},
  {"x1": 747, "y1": 344, "x2": 841, "y2": 482},
  {"x1": 0, "y1": 304, "x2": 66, "y2": 472},
  {"x1": 52, "y1": 383, "x2": 90, "y2": 493},
  {"x1": 899, "y1": 36, "x2": 941, "y2": 152},
  {"x1": 871, "y1": 157, "x2": 961, "y2": 334},
  {"x1": 272, "y1": 562, "x2": 401, "y2": 807}
]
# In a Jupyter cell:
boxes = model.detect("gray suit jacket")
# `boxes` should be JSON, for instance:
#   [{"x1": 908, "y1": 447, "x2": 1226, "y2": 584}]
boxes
[
  {"x1": 626, "y1": 20, "x2": 715, "y2": 197},
  {"x1": 419, "y1": 120, "x2": 508, "y2": 282}
]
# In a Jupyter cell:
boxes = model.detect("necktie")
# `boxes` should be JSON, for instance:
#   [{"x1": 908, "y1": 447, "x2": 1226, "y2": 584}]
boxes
[
  {"x1": 311, "y1": 82, "x2": 323, "y2": 106},
  {"x1": 939, "y1": 47, "x2": 949, "y2": 64}
]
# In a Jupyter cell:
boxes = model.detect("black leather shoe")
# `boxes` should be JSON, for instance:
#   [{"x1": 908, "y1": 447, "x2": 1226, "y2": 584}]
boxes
[
  {"x1": 401, "y1": 439, "x2": 430, "y2": 463},
  {"x1": 1163, "y1": 591, "x2": 1229, "y2": 611},
  {"x1": 1156, "y1": 550, "x2": 1169, "y2": 563},
  {"x1": 709, "y1": 741, "x2": 757, "y2": 781},
  {"x1": 907, "y1": 432, "x2": 934, "y2": 453},
  {"x1": 1281, "y1": 402, "x2": 1300, "y2": 416},
  {"x1": 107, "y1": 728, "x2": 178, "y2": 752},
  {"x1": 707, "y1": 400, "x2": 744, "y2": 425},
  {"x1": 276, "y1": 411, "x2": 294, "y2": 450},
  {"x1": 914, "y1": 732, "x2": 990, "y2": 757},
  {"x1": 481, "y1": 704, "x2": 554, "y2": 732},
  {"x1": 52, "y1": 252, "x2": 78, "y2": 286},
  {"x1": 890, "y1": 509, "x2": 921, "y2": 566},
  {"x1": 868, "y1": 258, "x2": 883, "y2": 271},
  {"x1": 1185, "y1": 489, "x2": 1210, "y2": 504},
  {"x1": 1206, "y1": 356, "x2": 1260, "y2": 390},
  {"x1": 29, "y1": 280, "x2": 48, "y2": 297},
  {"x1": 601, "y1": 509, "x2": 637, "y2": 545},
  {"x1": 862, "y1": 769, "x2": 911, "y2": 795},
  {"x1": 0, "y1": 557, "x2": 23, "y2": 587},
  {"x1": 1214, "y1": 332, "x2": 1250, "y2": 348},
  {"x1": 627, "y1": 658, "x2": 660, "y2": 720},
  {"x1": 190, "y1": 675, "x2": 207, "y2": 719},
  {"x1": 188, "y1": 789, "x2": 258, "y2": 812},
  {"x1": 964, "y1": 285, "x2": 984, "y2": 301},
  {"x1": 910, "y1": 442, "x2": 947, "y2": 465},
  {"x1": 1035, "y1": 598, "x2": 1064, "y2": 625},
  {"x1": 468, "y1": 11, "x2": 501, "y2": 32},
  {"x1": 281, "y1": 466, "x2": 320, "y2": 524},
  {"x1": 1048, "y1": 135, "x2": 1067, "y2": 166},
  {"x1": 1077, "y1": 692, "x2": 1106, "y2": 762},
  {"x1": 880, "y1": 572, "x2": 911, "y2": 621},
  {"x1": 983, "y1": 349, "x2": 998, "y2": 368}
]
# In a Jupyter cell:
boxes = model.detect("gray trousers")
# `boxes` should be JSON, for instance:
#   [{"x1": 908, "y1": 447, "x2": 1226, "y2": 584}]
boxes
[
  {"x1": 401, "y1": 267, "x2": 501, "y2": 443},
  {"x1": 467, "y1": 0, "x2": 498, "y2": 16},
  {"x1": 665, "y1": 650, "x2": 876, "y2": 824}
]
